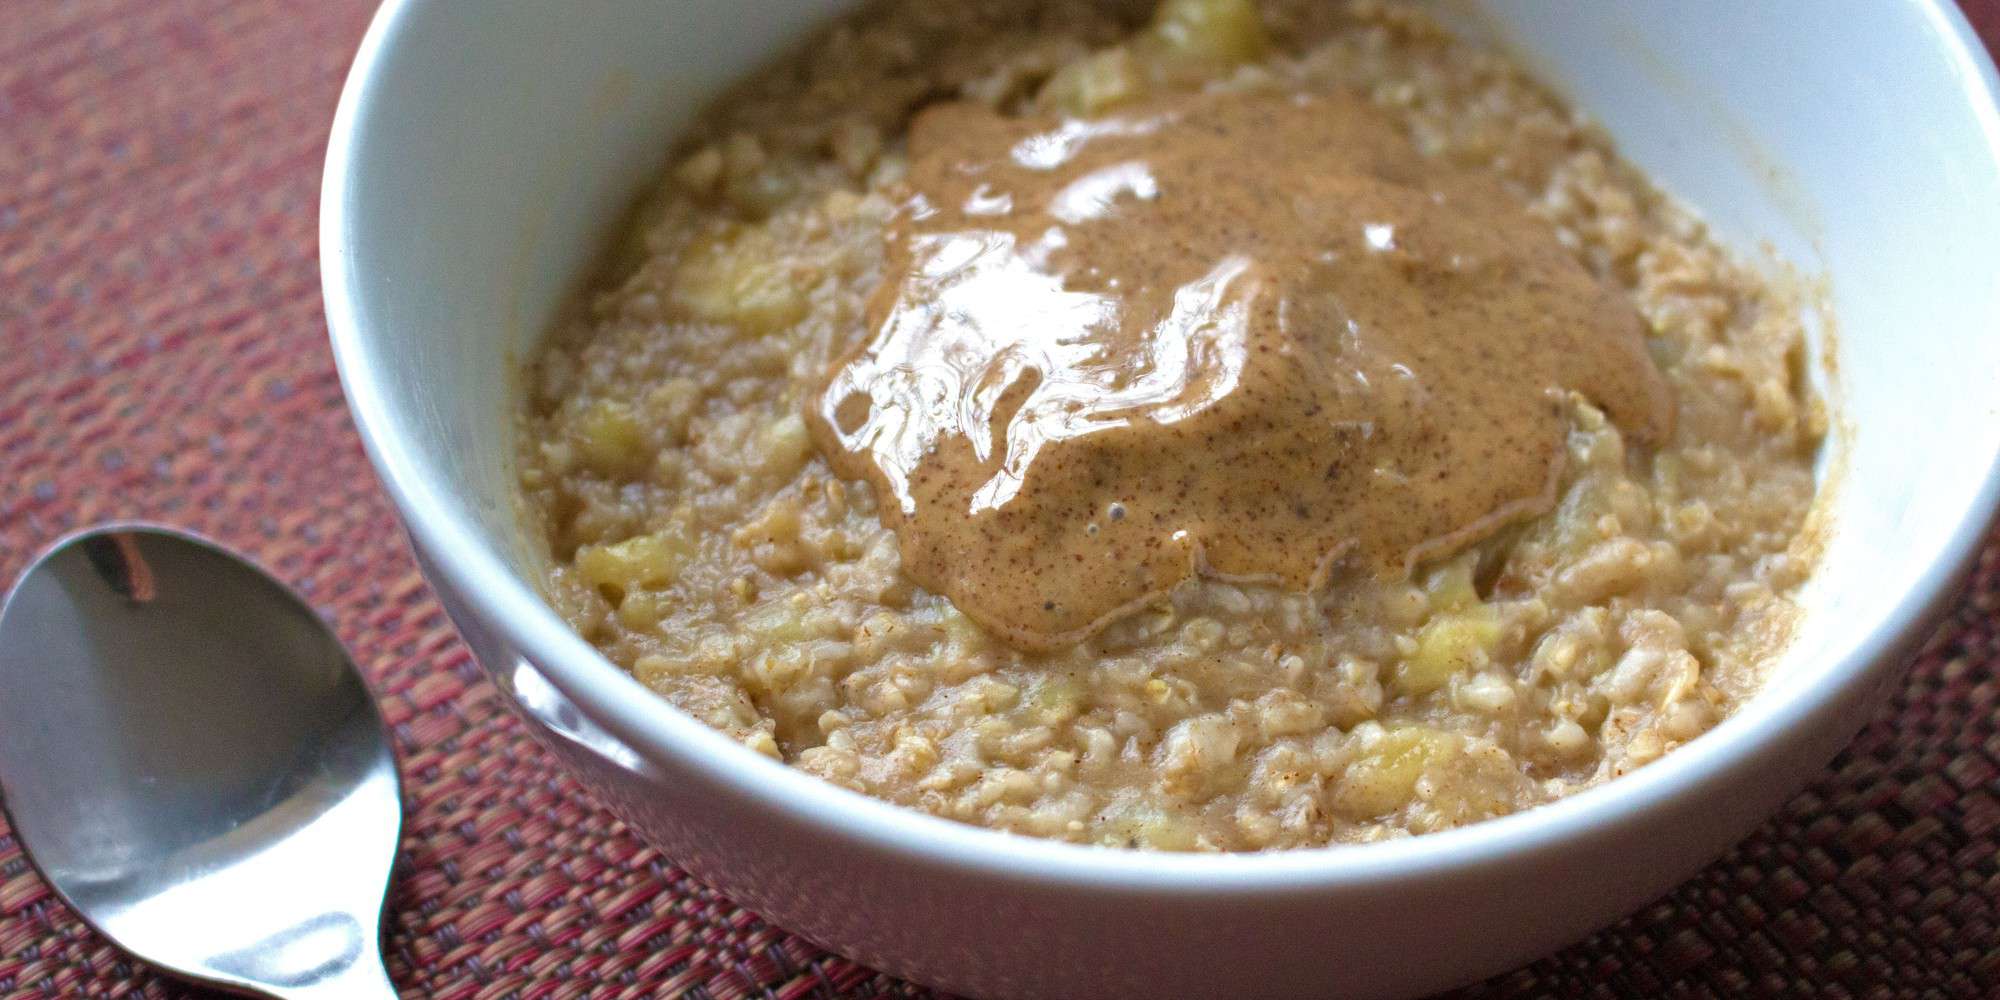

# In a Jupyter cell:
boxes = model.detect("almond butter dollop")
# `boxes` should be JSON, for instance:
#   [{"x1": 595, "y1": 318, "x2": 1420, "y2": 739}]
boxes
[{"x1": 812, "y1": 89, "x2": 1672, "y2": 650}]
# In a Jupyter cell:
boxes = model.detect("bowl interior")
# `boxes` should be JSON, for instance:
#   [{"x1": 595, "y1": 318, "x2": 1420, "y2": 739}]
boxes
[{"x1": 326, "y1": 0, "x2": 2000, "y2": 847}]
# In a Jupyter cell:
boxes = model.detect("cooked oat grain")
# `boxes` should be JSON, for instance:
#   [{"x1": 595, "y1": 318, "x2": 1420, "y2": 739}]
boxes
[{"x1": 517, "y1": 0, "x2": 1823, "y2": 851}]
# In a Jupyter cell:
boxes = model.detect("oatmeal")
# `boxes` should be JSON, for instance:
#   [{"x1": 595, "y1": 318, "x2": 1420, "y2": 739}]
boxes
[{"x1": 518, "y1": 0, "x2": 1826, "y2": 851}]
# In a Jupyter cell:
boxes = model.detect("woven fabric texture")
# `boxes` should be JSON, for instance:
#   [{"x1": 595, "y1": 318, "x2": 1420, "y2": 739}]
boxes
[{"x1": 2, "y1": 2, "x2": 1997, "y2": 997}]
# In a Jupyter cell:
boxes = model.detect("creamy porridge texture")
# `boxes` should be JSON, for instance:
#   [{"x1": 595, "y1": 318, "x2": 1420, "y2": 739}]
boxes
[{"x1": 518, "y1": 0, "x2": 1825, "y2": 850}]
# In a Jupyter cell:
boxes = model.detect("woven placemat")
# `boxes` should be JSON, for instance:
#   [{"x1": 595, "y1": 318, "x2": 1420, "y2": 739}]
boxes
[{"x1": 3, "y1": 2, "x2": 1997, "y2": 997}]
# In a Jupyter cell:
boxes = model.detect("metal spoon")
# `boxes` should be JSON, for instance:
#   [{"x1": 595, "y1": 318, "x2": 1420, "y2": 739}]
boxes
[{"x1": 0, "y1": 525, "x2": 401, "y2": 999}]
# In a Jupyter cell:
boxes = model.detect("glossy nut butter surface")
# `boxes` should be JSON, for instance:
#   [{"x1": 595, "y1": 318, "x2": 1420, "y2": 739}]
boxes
[{"x1": 811, "y1": 89, "x2": 1672, "y2": 650}]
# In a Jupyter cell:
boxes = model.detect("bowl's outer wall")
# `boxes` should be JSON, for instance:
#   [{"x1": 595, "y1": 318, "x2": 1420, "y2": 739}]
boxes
[
  {"x1": 325, "y1": 1, "x2": 2000, "y2": 998},
  {"x1": 425, "y1": 543, "x2": 1931, "y2": 1000}
]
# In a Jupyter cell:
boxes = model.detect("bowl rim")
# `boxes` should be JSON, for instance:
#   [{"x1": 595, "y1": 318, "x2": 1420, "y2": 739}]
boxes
[{"x1": 322, "y1": 0, "x2": 2000, "y2": 892}]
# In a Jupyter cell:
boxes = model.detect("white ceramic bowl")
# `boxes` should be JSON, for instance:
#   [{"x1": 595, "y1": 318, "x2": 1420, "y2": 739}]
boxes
[{"x1": 322, "y1": 3, "x2": 2000, "y2": 997}]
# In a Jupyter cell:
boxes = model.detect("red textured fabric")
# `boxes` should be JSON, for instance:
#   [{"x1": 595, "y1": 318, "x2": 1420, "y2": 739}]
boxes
[{"x1": 2, "y1": 2, "x2": 1997, "y2": 997}]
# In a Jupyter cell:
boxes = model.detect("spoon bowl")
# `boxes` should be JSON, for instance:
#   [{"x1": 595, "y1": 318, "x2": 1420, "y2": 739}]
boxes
[{"x1": 0, "y1": 525, "x2": 401, "y2": 999}]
